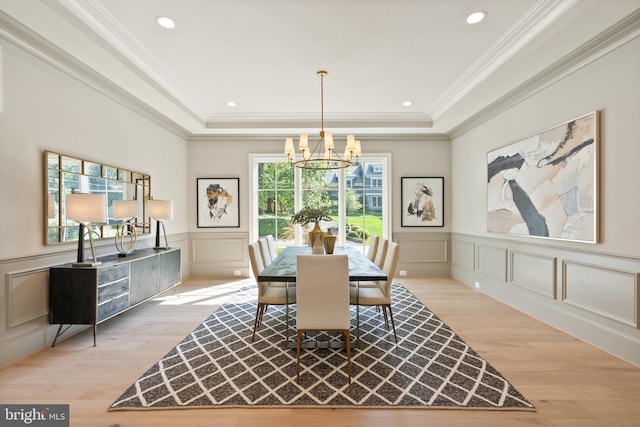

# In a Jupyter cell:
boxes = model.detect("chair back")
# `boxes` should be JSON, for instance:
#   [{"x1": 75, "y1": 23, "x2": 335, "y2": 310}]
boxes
[
  {"x1": 366, "y1": 235, "x2": 379, "y2": 261},
  {"x1": 373, "y1": 238, "x2": 388, "y2": 268},
  {"x1": 258, "y1": 238, "x2": 272, "y2": 266},
  {"x1": 380, "y1": 241, "x2": 400, "y2": 297},
  {"x1": 265, "y1": 235, "x2": 278, "y2": 261},
  {"x1": 296, "y1": 255, "x2": 349, "y2": 330},
  {"x1": 248, "y1": 242, "x2": 265, "y2": 279}
]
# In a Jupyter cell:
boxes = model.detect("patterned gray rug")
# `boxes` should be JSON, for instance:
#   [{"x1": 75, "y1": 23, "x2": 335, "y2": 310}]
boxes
[{"x1": 109, "y1": 284, "x2": 534, "y2": 411}]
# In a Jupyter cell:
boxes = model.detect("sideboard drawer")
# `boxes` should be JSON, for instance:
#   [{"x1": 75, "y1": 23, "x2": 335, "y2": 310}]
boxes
[
  {"x1": 97, "y1": 293, "x2": 129, "y2": 322},
  {"x1": 98, "y1": 264, "x2": 129, "y2": 285},
  {"x1": 98, "y1": 278, "x2": 130, "y2": 303}
]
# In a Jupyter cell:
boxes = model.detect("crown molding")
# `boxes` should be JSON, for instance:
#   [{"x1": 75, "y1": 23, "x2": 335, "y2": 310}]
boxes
[
  {"x1": 58, "y1": 0, "x2": 208, "y2": 120},
  {"x1": 188, "y1": 133, "x2": 450, "y2": 143},
  {"x1": 448, "y1": 8, "x2": 640, "y2": 140},
  {"x1": 429, "y1": 0, "x2": 579, "y2": 120},
  {"x1": 205, "y1": 112, "x2": 433, "y2": 130},
  {"x1": 0, "y1": 9, "x2": 192, "y2": 139}
]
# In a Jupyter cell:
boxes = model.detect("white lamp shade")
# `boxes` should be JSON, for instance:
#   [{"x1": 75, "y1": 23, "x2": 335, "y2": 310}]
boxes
[
  {"x1": 284, "y1": 137, "x2": 294, "y2": 155},
  {"x1": 299, "y1": 133, "x2": 309, "y2": 150},
  {"x1": 346, "y1": 134, "x2": 356, "y2": 151},
  {"x1": 147, "y1": 199, "x2": 174, "y2": 220},
  {"x1": 324, "y1": 131, "x2": 334, "y2": 150},
  {"x1": 66, "y1": 193, "x2": 107, "y2": 223},
  {"x1": 112, "y1": 200, "x2": 139, "y2": 219}
]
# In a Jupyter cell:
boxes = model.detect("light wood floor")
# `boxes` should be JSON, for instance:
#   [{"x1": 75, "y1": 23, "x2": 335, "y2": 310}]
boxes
[{"x1": 1, "y1": 277, "x2": 639, "y2": 427}]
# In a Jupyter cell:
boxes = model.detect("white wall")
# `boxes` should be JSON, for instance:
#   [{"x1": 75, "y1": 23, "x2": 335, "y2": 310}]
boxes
[
  {"x1": 0, "y1": 39, "x2": 189, "y2": 367},
  {"x1": 452, "y1": 38, "x2": 640, "y2": 257},
  {"x1": 450, "y1": 34, "x2": 640, "y2": 365},
  {"x1": 187, "y1": 137, "x2": 452, "y2": 277}
]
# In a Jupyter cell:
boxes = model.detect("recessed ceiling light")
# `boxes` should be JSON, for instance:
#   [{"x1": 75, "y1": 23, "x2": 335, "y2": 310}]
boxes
[
  {"x1": 466, "y1": 11, "x2": 487, "y2": 24},
  {"x1": 402, "y1": 101, "x2": 413, "y2": 107},
  {"x1": 156, "y1": 16, "x2": 176, "y2": 29},
  {"x1": 226, "y1": 101, "x2": 237, "y2": 107}
]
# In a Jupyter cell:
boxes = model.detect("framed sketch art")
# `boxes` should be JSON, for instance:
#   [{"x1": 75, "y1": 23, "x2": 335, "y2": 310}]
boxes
[
  {"x1": 197, "y1": 178, "x2": 240, "y2": 228},
  {"x1": 487, "y1": 111, "x2": 599, "y2": 243},
  {"x1": 401, "y1": 177, "x2": 444, "y2": 227}
]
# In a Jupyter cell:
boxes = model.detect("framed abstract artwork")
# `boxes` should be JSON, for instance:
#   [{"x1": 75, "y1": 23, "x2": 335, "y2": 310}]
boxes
[
  {"x1": 197, "y1": 178, "x2": 240, "y2": 228},
  {"x1": 487, "y1": 111, "x2": 599, "y2": 243},
  {"x1": 401, "y1": 177, "x2": 444, "y2": 227}
]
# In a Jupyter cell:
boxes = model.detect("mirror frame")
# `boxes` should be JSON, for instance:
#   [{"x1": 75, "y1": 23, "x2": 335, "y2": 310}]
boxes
[{"x1": 44, "y1": 150, "x2": 152, "y2": 245}]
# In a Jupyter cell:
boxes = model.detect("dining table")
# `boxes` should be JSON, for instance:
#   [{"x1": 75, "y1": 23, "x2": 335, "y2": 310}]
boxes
[{"x1": 258, "y1": 245, "x2": 387, "y2": 348}]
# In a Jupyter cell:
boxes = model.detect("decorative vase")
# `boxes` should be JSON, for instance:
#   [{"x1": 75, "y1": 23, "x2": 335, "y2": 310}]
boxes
[
  {"x1": 312, "y1": 235, "x2": 325, "y2": 254},
  {"x1": 309, "y1": 222, "x2": 323, "y2": 248},
  {"x1": 323, "y1": 229, "x2": 336, "y2": 254}
]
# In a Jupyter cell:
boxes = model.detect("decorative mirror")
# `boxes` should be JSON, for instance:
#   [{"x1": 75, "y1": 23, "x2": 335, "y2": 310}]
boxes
[{"x1": 44, "y1": 150, "x2": 152, "y2": 245}]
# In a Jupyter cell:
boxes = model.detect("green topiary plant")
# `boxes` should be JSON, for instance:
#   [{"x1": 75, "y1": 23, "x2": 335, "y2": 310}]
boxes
[{"x1": 290, "y1": 206, "x2": 332, "y2": 226}]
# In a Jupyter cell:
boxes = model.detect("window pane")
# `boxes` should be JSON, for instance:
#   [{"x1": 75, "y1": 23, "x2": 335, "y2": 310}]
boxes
[{"x1": 253, "y1": 155, "x2": 387, "y2": 253}]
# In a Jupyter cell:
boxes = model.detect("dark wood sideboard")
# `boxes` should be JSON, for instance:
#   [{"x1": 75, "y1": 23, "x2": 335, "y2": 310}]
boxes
[{"x1": 49, "y1": 247, "x2": 181, "y2": 346}]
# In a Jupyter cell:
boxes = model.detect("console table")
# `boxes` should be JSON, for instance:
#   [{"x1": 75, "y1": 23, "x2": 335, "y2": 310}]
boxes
[{"x1": 49, "y1": 247, "x2": 181, "y2": 346}]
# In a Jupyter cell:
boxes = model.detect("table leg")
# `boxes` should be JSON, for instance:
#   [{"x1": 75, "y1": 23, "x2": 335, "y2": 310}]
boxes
[
  {"x1": 356, "y1": 281, "x2": 360, "y2": 347},
  {"x1": 285, "y1": 283, "x2": 290, "y2": 345}
]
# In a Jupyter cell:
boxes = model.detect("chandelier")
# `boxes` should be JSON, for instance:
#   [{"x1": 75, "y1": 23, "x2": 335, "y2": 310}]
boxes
[{"x1": 284, "y1": 70, "x2": 361, "y2": 170}]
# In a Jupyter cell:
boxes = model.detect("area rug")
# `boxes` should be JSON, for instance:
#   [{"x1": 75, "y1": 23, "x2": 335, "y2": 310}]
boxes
[{"x1": 109, "y1": 284, "x2": 534, "y2": 411}]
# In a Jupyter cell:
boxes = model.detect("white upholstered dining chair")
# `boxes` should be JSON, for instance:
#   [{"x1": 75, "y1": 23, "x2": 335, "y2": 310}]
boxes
[
  {"x1": 366, "y1": 235, "x2": 379, "y2": 262},
  {"x1": 265, "y1": 234, "x2": 278, "y2": 261},
  {"x1": 258, "y1": 237, "x2": 272, "y2": 266},
  {"x1": 350, "y1": 241, "x2": 400, "y2": 343},
  {"x1": 295, "y1": 254, "x2": 352, "y2": 384},
  {"x1": 372, "y1": 237, "x2": 388, "y2": 268},
  {"x1": 248, "y1": 241, "x2": 295, "y2": 342}
]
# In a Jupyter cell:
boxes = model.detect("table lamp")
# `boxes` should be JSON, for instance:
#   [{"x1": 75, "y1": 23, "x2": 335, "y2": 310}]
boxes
[
  {"x1": 112, "y1": 199, "x2": 139, "y2": 257},
  {"x1": 65, "y1": 193, "x2": 106, "y2": 267},
  {"x1": 146, "y1": 199, "x2": 173, "y2": 249}
]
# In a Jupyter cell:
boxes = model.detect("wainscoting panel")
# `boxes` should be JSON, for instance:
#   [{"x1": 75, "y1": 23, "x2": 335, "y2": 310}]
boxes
[
  {"x1": 563, "y1": 261, "x2": 639, "y2": 328},
  {"x1": 451, "y1": 232, "x2": 640, "y2": 366},
  {"x1": 394, "y1": 232, "x2": 450, "y2": 277},
  {"x1": 190, "y1": 233, "x2": 249, "y2": 277},
  {"x1": 6, "y1": 267, "x2": 50, "y2": 328},
  {"x1": 477, "y1": 244, "x2": 507, "y2": 281},
  {"x1": 510, "y1": 251, "x2": 557, "y2": 299},
  {"x1": 452, "y1": 239, "x2": 475, "y2": 270}
]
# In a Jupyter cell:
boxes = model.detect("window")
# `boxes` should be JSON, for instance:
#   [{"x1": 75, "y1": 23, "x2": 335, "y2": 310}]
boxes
[{"x1": 251, "y1": 154, "x2": 390, "y2": 254}]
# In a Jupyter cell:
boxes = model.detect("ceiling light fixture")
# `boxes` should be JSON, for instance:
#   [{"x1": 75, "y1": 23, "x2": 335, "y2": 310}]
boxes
[
  {"x1": 156, "y1": 16, "x2": 176, "y2": 29},
  {"x1": 226, "y1": 101, "x2": 237, "y2": 107},
  {"x1": 402, "y1": 100, "x2": 413, "y2": 107},
  {"x1": 466, "y1": 11, "x2": 487, "y2": 24},
  {"x1": 284, "y1": 70, "x2": 361, "y2": 170}
]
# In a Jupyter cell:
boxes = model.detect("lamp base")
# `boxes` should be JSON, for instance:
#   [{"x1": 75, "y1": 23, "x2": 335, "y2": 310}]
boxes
[
  {"x1": 153, "y1": 246, "x2": 170, "y2": 250},
  {"x1": 72, "y1": 261, "x2": 102, "y2": 267}
]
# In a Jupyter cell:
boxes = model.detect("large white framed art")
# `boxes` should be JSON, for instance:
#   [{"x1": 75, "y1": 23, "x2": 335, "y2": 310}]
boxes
[{"x1": 487, "y1": 111, "x2": 599, "y2": 243}]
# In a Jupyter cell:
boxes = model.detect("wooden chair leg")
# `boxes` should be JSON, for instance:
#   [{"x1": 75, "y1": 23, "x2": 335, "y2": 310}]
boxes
[
  {"x1": 251, "y1": 303, "x2": 262, "y2": 342},
  {"x1": 344, "y1": 330, "x2": 352, "y2": 384},
  {"x1": 296, "y1": 330, "x2": 303, "y2": 383},
  {"x1": 381, "y1": 305, "x2": 389, "y2": 329},
  {"x1": 386, "y1": 304, "x2": 398, "y2": 343}
]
